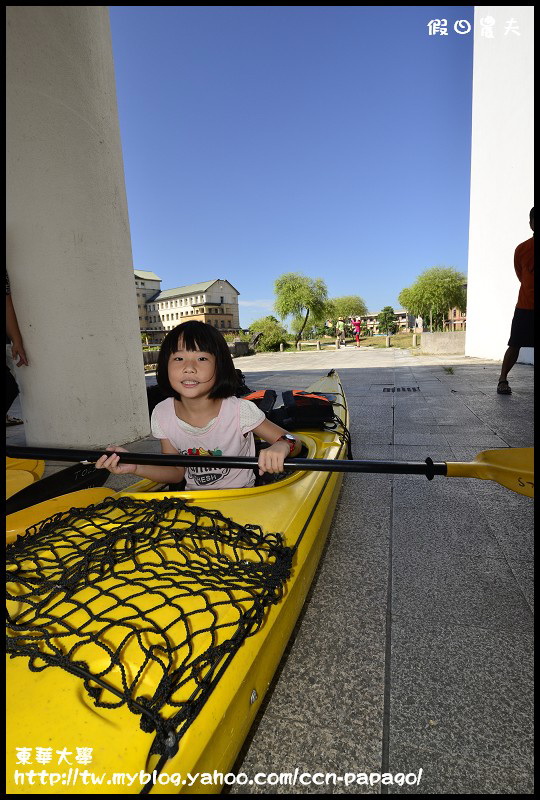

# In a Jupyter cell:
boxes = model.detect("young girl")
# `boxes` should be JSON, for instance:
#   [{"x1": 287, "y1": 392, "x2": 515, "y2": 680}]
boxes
[{"x1": 96, "y1": 321, "x2": 301, "y2": 489}]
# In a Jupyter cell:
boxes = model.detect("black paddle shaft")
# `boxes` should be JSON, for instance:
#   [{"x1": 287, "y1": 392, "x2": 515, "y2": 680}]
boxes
[{"x1": 7, "y1": 445, "x2": 447, "y2": 479}]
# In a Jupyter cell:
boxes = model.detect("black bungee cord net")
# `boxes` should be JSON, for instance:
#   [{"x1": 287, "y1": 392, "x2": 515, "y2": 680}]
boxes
[{"x1": 6, "y1": 495, "x2": 293, "y2": 762}]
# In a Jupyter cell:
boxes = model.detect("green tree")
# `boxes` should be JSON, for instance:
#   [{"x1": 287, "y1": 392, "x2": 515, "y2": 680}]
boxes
[
  {"x1": 309, "y1": 321, "x2": 333, "y2": 338},
  {"x1": 378, "y1": 306, "x2": 398, "y2": 335},
  {"x1": 328, "y1": 295, "x2": 368, "y2": 321},
  {"x1": 274, "y1": 273, "x2": 329, "y2": 343},
  {"x1": 289, "y1": 316, "x2": 307, "y2": 339},
  {"x1": 398, "y1": 267, "x2": 467, "y2": 332},
  {"x1": 290, "y1": 315, "x2": 331, "y2": 339},
  {"x1": 248, "y1": 315, "x2": 290, "y2": 352}
]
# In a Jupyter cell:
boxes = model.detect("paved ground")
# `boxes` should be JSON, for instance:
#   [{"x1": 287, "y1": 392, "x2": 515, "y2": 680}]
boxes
[{"x1": 7, "y1": 346, "x2": 534, "y2": 794}]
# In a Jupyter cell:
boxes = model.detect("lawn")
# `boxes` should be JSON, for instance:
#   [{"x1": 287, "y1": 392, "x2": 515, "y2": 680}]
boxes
[
  {"x1": 358, "y1": 333, "x2": 417, "y2": 349},
  {"x1": 279, "y1": 333, "x2": 419, "y2": 351}
]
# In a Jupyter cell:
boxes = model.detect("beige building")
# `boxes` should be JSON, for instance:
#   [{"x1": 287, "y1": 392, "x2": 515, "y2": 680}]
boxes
[
  {"x1": 135, "y1": 270, "x2": 162, "y2": 330},
  {"x1": 360, "y1": 310, "x2": 415, "y2": 335},
  {"x1": 444, "y1": 305, "x2": 466, "y2": 332},
  {"x1": 141, "y1": 278, "x2": 241, "y2": 342}
]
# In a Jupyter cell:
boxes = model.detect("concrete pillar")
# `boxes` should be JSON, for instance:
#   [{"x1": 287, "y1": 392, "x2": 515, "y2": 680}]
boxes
[
  {"x1": 412, "y1": 334, "x2": 418, "y2": 348},
  {"x1": 316, "y1": 340, "x2": 321, "y2": 350},
  {"x1": 385, "y1": 336, "x2": 391, "y2": 347},
  {"x1": 279, "y1": 343, "x2": 284, "y2": 352},
  {"x1": 6, "y1": 7, "x2": 149, "y2": 446},
  {"x1": 465, "y1": 6, "x2": 533, "y2": 364},
  {"x1": 297, "y1": 341, "x2": 302, "y2": 351}
]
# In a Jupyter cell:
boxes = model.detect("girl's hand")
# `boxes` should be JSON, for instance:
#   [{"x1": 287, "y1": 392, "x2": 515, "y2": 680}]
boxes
[
  {"x1": 258, "y1": 440, "x2": 290, "y2": 476},
  {"x1": 95, "y1": 445, "x2": 137, "y2": 475}
]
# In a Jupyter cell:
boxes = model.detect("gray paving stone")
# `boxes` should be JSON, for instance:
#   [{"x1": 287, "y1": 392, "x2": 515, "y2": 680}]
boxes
[
  {"x1": 388, "y1": 622, "x2": 534, "y2": 774},
  {"x1": 391, "y1": 444, "x2": 457, "y2": 462},
  {"x1": 386, "y1": 744, "x2": 534, "y2": 794},
  {"x1": 392, "y1": 503, "x2": 504, "y2": 559},
  {"x1": 392, "y1": 552, "x2": 533, "y2": 633},
  {"x1": 245, "y1": 615, "x2": 386, "y2": 735},
  {"x1": 393, "y1": 433, "x2": 451, "y2": 446},
  {"x1": 347, "y1": 425, "x2": 395, "y2": 444},
  {"x1": 508, "y1": 560, "x2": 534, "y2": 612},
  {"x1": 228, "y1": 720, "x2": 383, "y2": 794},
  {"x1": 444, "y1": 433, "x2": 512, "y2": 448},
  {"x1": 472, "y1": 496, "x2": 534, "y2": 563}
]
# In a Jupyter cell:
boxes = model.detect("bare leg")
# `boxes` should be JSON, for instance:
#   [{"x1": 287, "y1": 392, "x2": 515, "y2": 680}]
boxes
[{"x1": 499, "y1": 346, "x2": 520, "y2": 383}]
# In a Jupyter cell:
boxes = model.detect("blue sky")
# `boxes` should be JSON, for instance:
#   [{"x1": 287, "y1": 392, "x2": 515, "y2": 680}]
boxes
[{"x1": 109, "y1": 6, "x2": 474, "y2": 328}]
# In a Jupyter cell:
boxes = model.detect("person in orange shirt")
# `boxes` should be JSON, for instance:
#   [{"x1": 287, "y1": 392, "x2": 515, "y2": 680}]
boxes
[{"x1": 497, "y1": 207, "x2": 534, "y2": 395}]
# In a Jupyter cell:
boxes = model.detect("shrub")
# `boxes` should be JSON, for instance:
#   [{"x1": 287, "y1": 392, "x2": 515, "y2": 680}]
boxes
[{"x1": 249, "y1": 316, "x2": 291, "y2": 351}]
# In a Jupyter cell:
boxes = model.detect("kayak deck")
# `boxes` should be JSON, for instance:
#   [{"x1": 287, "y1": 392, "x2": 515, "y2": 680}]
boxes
[{"x1": 6, "y1": 457, "x2": 45, "y2": 499}]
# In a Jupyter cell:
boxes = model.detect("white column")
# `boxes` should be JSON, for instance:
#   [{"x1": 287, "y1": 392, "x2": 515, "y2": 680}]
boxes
[
  {"x1": 465, "y1": 7, "x2": 534, "y2": 364},
  {"x1": 6, "y1": 6, "x2": 150, "y2": 446}
]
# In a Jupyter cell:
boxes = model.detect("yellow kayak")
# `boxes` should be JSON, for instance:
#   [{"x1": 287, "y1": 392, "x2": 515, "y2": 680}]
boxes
[
  {"x1": 6, "y1": 457, "x2": 45, "y2": 499},
  {"x1": 6, "y1": 457, "x2": 45, "y2": 481},
  {"x1": 6, "y1": 371, "x2": 348, "y2": 795},
  {"x1": 6, "y1": 460, "x2": 112, "y2": 521}
]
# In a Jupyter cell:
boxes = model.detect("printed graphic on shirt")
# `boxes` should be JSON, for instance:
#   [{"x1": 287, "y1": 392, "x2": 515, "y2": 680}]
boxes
[
  {"x1": 186, "y1": 447, "x2": 222, "y2": 457},
  {"x1": 183, "y1": 447, "x2": 230, "y2": 486}
]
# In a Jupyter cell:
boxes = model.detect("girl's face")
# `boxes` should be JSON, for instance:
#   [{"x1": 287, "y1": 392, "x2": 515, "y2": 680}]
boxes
[{"x1": 168, "y1": 338, "x2": 217, "y2": 399}]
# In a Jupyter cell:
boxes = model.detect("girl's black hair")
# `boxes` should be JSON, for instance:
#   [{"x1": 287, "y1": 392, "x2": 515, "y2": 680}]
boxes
[{"x1": 156, "y1": 321, "x2": 238, "y2": 400}]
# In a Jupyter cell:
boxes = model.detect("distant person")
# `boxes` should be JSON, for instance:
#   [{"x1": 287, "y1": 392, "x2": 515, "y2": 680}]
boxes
[
  {"x1": 335, "y1": 317, "x2": 345, "y2": 348},
  {"x1": 350, "y1": 317, "x2": 362, "y2": 347},
  {"x1": 497, "y1": 207, "x2": 534, "y2": 395},
  {"x1": 6, "y1": 271, "x2": 28, "y2": 425},
  {"x1": 97, "y1": 321, "x2": 301, "y2": 489}
]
